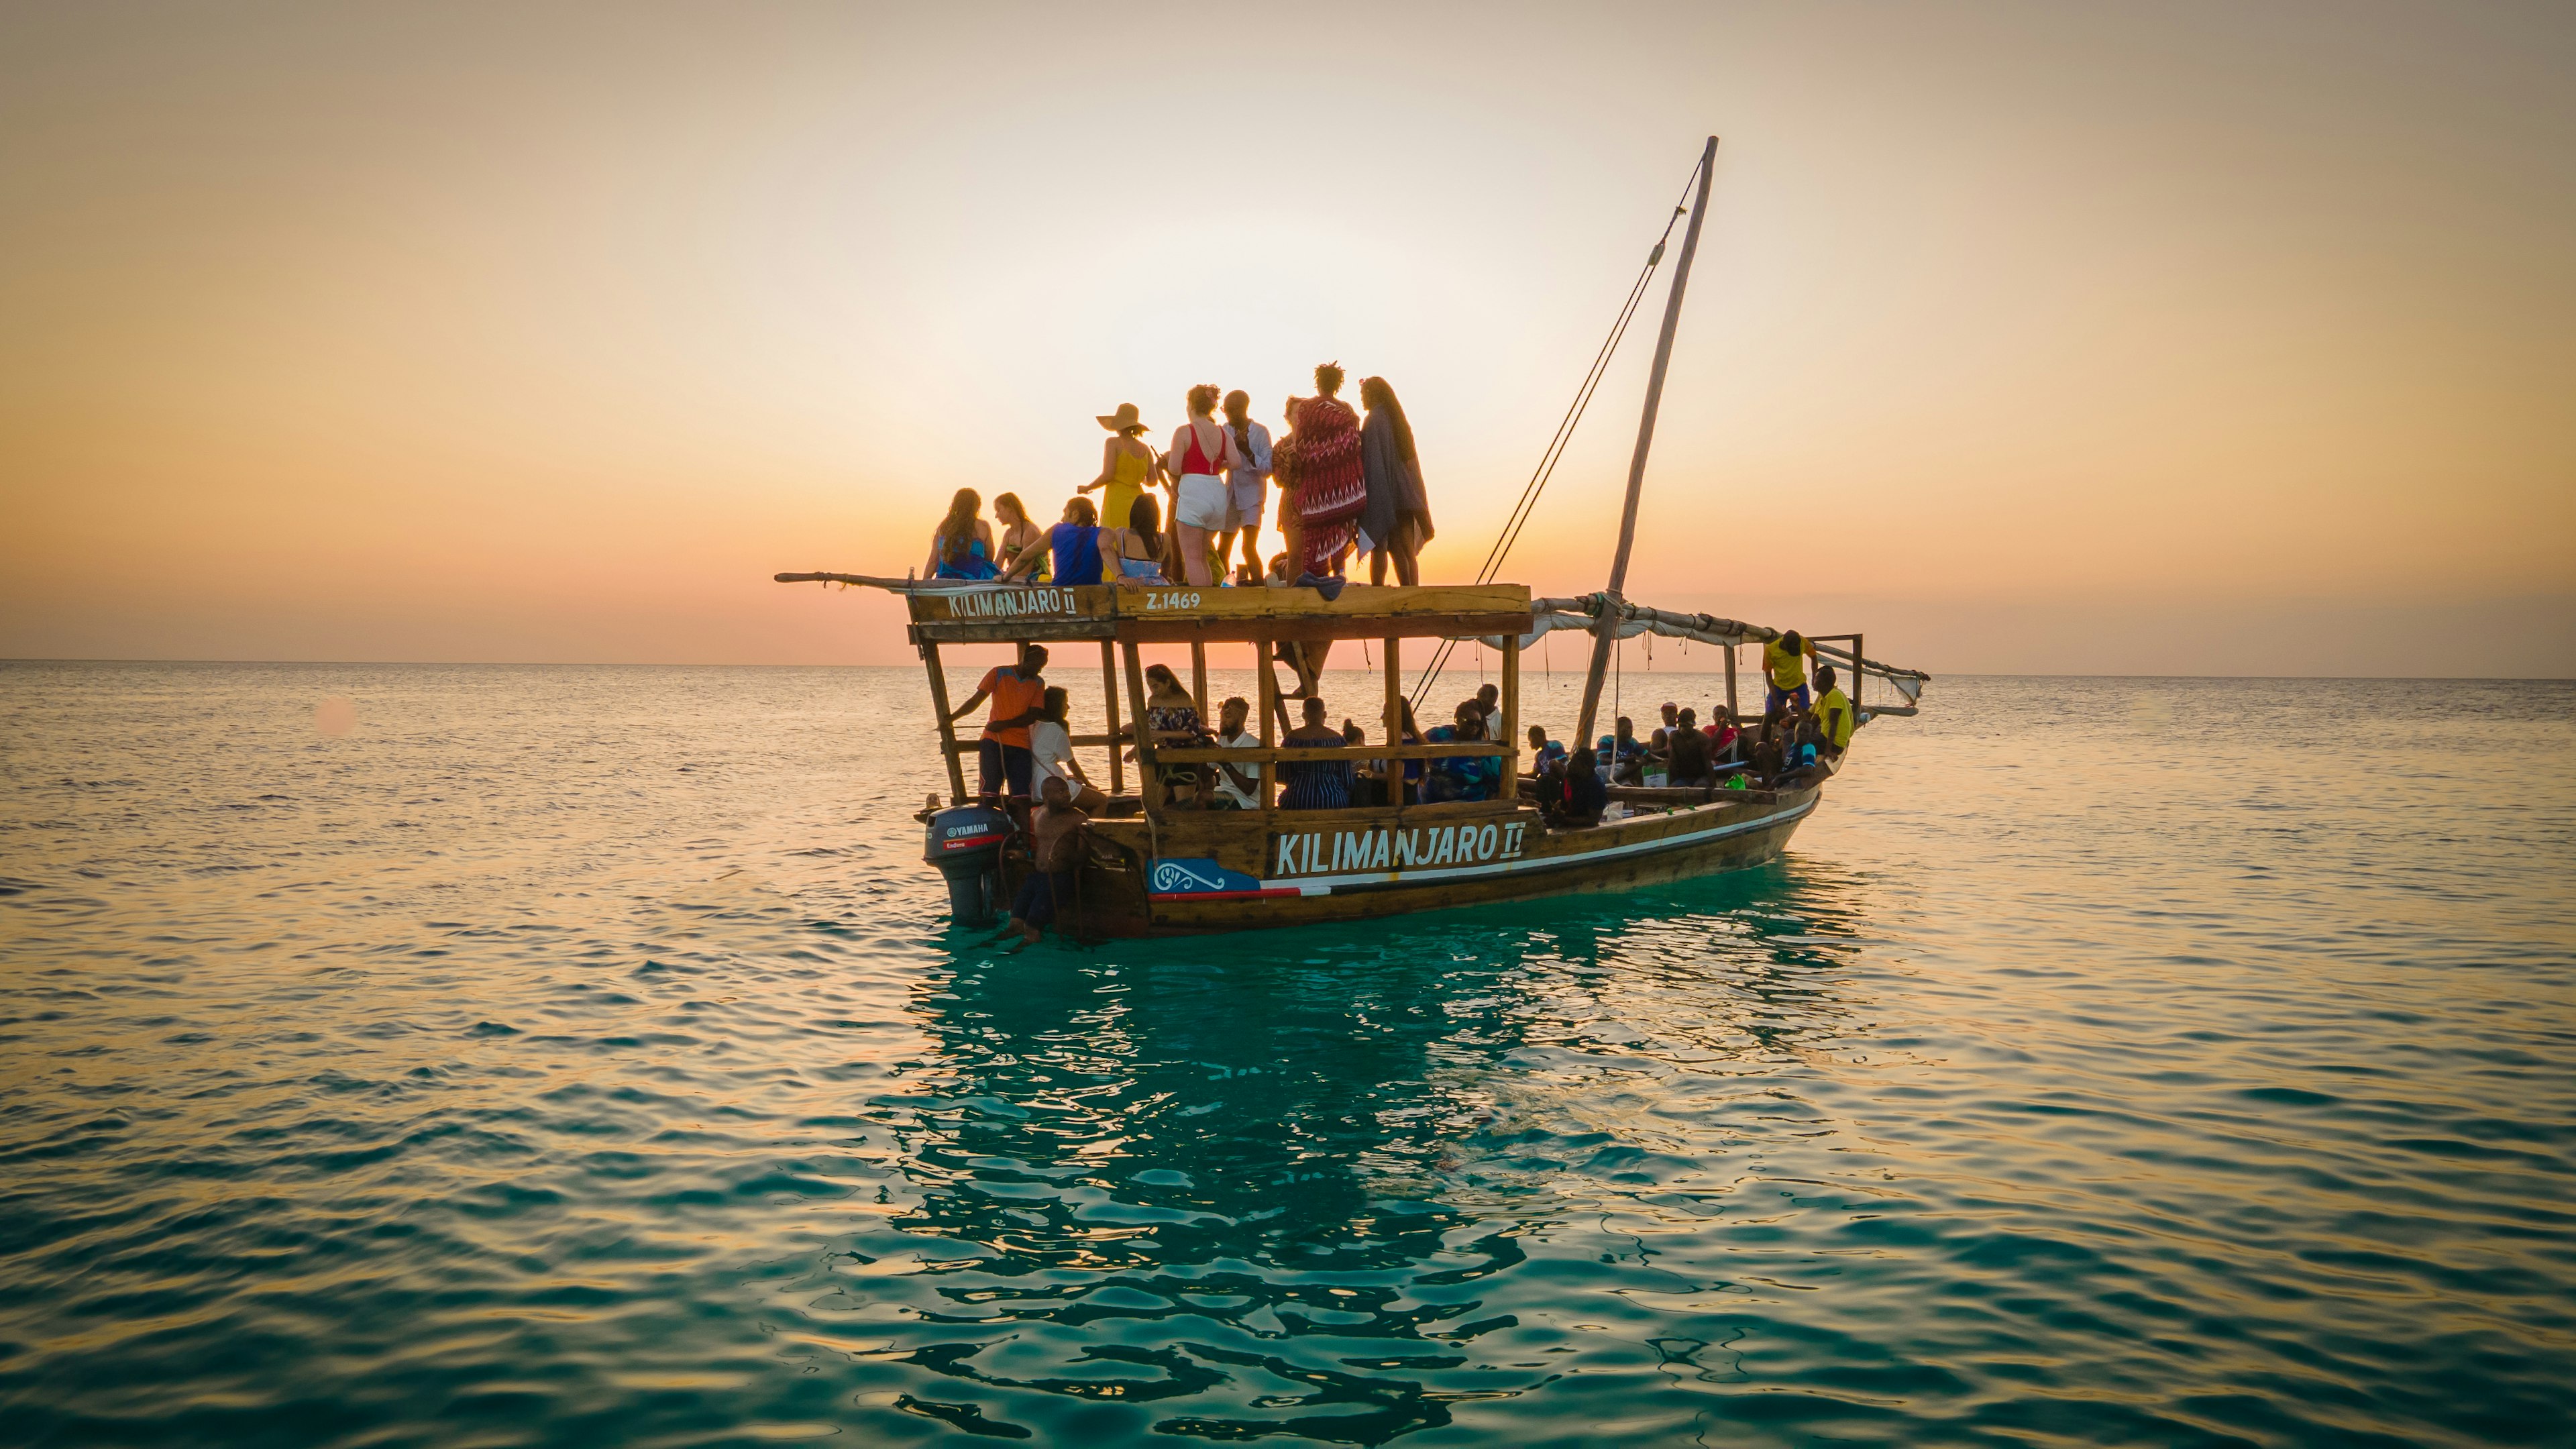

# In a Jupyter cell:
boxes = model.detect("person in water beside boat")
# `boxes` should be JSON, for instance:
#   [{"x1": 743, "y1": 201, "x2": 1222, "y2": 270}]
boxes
[
  {"x1": 945, "y1": 645, "x2": 1050, "y2": 804},
  {"x1": 991, "y1": 773, "x2": 1085, "y2": 950},
  {"x1": 925, "y1": 488, "x2": 999, "y2": 580}
]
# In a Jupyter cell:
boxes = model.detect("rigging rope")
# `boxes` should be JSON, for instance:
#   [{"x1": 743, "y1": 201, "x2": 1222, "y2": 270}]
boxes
[{"x1": 1407, "y1": 151, "x2": 1708, "y2": 714}]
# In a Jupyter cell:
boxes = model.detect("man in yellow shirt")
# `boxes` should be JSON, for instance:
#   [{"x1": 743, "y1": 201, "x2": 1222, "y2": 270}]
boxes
[
  {"x1": 1762, "y1": 631, "x2": 1817, "y2": 715},
  {"x1": 1810, "y1": 665, "x2": 1855, "y2": 757}
]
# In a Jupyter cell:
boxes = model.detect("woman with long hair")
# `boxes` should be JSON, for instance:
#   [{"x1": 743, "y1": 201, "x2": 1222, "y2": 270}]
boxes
[
  {"x1": 924, "y1": 488, "x2": 997, "y2": 580},
  {"x1": 1140, "y1": 663, "x2": 1212, "y2": 808},
  {"x1": 1165, "y1": 384, "x2": 1240, "y2": 588},
  {"x1": 1079, "y1": 403, "x2": 1162, "y2": 550},
  {"x1": 992, "y1": 492, "x2": 1046, "y2": 581},
  {"x1": 1286, "y1": 364, "x2": 1365, "y2": 578},
  {"x1": 1029, "y1": 686, "x2": 1111, "y2": 814},
  {"x1": 1359, "y1": 376, "x2": 1434, "y2": 586},
  {"x1": 1105, "y1": 494, "x2": 1171, "y2": 584}
]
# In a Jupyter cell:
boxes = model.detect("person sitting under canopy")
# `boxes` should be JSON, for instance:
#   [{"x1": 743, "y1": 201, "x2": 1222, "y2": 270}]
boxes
[
  {"x1": 1810, "y1": 665, "x2": 1855, "y2": 758},
  {"x1": 1279, "y1": 697, "x2": 1352, "y2": 810}
]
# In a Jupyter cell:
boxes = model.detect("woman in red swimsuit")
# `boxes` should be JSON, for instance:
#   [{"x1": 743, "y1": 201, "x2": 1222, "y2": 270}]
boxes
[{"x1": 1165, "y1": 384, "x2": 1240, "y2": 588}]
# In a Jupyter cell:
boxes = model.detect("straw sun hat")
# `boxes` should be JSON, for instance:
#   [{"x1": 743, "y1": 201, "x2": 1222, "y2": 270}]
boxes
[{"x1": 1096, "y1": 402, "x2": 1146, "y2": 432}]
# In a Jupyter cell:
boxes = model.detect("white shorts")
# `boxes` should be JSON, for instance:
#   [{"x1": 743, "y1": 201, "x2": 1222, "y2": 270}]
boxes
[{"x1": 1175, "y1": 473, "x2": 1230, "y2": 530}]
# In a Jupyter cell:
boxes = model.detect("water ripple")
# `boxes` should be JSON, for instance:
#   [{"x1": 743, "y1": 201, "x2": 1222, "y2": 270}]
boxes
[{"x1": 1, "y1": 664, "x2": 2571, "y2": 1445}]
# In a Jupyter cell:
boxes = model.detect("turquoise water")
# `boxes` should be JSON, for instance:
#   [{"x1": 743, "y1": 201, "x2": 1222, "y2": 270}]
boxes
[{"x1": 3, "y1": 663, "x2": 2572, "y2": 1446}]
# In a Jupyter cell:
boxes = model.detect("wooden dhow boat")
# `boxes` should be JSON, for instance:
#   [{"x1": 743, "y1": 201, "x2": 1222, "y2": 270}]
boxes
[{"x1": 778, "y1": 138, "x2": 1930, "y2": 938}]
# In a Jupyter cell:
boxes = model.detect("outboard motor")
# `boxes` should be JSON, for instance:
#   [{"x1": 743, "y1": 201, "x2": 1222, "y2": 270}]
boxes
[{"x1": 923, "y1": 803, "x2": 1014, "y2": 928}]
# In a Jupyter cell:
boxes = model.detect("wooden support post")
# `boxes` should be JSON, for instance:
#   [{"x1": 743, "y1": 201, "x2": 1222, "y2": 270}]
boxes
[
  {"x1": 922, "y1": 641, "x2": 968, "y2": 805},
  {"x1": 1120, "y1": 638, "x2": 1156, "y2": 812},
  {"x1": 1256, "y1": 633, "x2": 1278, "y2": 810},
  {"x1": 1723, "y1": 642, "x2": 1738, "y2": 722},
  {"x1": 1189, "y1": 638, "x2": 1209, "y2": 722},
  {"x1": 1501, "y1": 635, "x2": 1521, "y2": 784},
  {"x1": 1381, "y1": 637, "x2": 1403, "y2": 806},
  {"x1": 1099, "y1": 640, "x2": 1125, "y2": 795}
]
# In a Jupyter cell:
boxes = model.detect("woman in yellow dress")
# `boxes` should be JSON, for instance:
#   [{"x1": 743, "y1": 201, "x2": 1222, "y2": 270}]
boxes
[{"x1": 1079, "y1": 402, "x2": 1161, "y2": 555}]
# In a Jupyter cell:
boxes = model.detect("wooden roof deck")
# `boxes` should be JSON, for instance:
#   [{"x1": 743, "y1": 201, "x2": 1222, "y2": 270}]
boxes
[{"x1": 899, "y1": 581, "x2": 1532, "y2": 646}]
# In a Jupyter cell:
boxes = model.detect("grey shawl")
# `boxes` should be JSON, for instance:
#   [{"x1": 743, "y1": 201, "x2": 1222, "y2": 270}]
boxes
[{"x1": 1360, "y1": 409, "x2": 1430, "y2": 545}]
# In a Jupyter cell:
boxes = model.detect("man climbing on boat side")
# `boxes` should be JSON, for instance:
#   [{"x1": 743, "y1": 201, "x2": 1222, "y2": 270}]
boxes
[
  {"x1": 945, "y1": 644, "x2": 1050, "y2": 805},
  {"x1": 1764, "y1": 630, "x2": 1817, "y2": 714}
]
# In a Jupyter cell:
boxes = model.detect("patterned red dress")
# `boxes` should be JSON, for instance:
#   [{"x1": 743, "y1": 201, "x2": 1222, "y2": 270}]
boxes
[{"x1": 1281, "y1": 396, "x2": 1364, "y2": 576}]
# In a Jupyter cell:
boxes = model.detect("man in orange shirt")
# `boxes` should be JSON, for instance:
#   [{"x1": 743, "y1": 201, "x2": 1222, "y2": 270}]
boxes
[{"x1": 945, "y1": 645, "x2": 1051, "y2": 804}]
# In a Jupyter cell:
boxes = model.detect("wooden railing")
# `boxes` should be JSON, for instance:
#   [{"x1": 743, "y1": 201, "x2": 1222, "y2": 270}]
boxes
[{"x1": 1152, "y1": 743, "x2": 1503, "y2": 765}]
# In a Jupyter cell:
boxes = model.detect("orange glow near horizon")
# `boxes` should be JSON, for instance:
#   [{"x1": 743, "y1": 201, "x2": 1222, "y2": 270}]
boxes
[{"x1": 3, "y1": 3, "x2": 2571, "y2": 676}]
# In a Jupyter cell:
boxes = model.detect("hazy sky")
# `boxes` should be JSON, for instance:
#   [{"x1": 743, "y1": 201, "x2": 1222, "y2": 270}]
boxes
[{"x1": 5, "y1": 1, "x2": 2571, "y2": 675}]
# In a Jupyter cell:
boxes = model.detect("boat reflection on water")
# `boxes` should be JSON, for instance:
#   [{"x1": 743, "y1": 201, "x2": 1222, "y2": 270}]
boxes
[{"x1": 860, "y1": 863, "x2": 1877, "y2": 1442}]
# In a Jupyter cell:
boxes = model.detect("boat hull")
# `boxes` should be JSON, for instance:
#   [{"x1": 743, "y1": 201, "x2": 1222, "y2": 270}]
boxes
[{"x1": 996, "y1": 788, "x2": 1819, "y2": 939}]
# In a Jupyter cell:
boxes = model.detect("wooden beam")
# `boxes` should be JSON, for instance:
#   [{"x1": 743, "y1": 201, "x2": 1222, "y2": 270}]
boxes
[
  {"x1": 1112, "y1": 613, "x2": 1527, "y2": 646},
  {"x1": 1501, "y1": 638, "x2": 1520, "y2": 784},
  {"x1": 1098, "y1": 640, "x2": 1124, "y2": 795},
  {"x1": 1120, "y1": 639, "x2": 1156, "y2": 811},
  {"x1": 921, "y1": 641, "x2": 968, "y2": 805},
  {"x1": 1189, "y1": 639, "x2": 1209, "y2": 722},
  {"x1": 1153, "y1": 742, "x2": 1507, "y2": 764},
  {"x1": 1382, "y1": 636, "x2": 1403, "y2": 806},
  {"x1": 1723, "y1": 642, "x2": 1738, "y2": 724},
  {"x1": 1256, "y1": 635, "x2": 1279, "y2": 811}
]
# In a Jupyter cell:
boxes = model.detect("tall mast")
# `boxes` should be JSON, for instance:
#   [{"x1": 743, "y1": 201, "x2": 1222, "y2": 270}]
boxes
[{"x1": 1573, "y1": 135, "x2": 1717, "y2": 759}]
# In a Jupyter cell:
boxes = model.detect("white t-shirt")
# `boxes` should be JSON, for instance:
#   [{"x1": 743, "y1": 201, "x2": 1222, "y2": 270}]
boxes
[
  {"x1": 1029, "y1": 720, "x2": 1079, "y2": 790},
  {"x1": 1214, "y1": 730, "x2": 1260, "y2": 807}
]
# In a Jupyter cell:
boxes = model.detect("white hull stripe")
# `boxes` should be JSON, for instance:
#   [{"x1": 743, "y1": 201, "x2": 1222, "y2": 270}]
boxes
[{"x1": 1266, "y1": 796, "x2": 1816, "y2": 896}]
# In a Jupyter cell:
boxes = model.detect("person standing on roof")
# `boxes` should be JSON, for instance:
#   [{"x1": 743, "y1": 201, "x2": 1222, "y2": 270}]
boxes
[
  {"x1": 1165, "y1": 385, "x2": 1242, "y2": 588},
  {"x1": 1079, "y1": 403, "x2": 1162, "y2": 556},
  {"x1": 1358, "y1": 376, "x2": 1433, "y2": 586},
  {"x1": 1285, "y1": 365, "x2": 1365, "y2": 578},
  {"x1": 1763, "y1": 631, "x2": 1818, "y2": 715},
  {"x1": 1218, "y1": 390, "x2": 1273, "y2": 585}
]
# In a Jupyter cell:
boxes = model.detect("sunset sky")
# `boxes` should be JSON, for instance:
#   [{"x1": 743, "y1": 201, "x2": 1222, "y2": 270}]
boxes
[{"x1": 4, "y1": 1, "x2": 2570, "y2": 676}]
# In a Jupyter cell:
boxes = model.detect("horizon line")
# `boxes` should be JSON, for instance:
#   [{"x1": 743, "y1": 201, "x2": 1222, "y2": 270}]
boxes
[{"x1": 3, "y1": 657, "x2": 2570, "y2": 684}]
